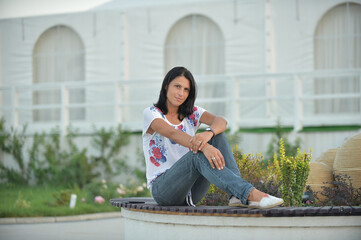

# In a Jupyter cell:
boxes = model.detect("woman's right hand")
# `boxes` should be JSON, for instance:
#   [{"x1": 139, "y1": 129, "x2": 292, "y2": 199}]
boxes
[{"x1": 201, "y1": 144, "x2": 225, "y2": 170}]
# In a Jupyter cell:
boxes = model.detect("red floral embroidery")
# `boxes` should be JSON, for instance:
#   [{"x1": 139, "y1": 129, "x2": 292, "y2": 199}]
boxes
[
  {"x1": 150, "y1": 156, "x2": 160, "y2": 167},
  {"x1": 149, "y1": 140, "x2": 155, "y2": 146},
  {"x1": 189, "y1": 113, "x2": 195, "y2": 121},
  {"x1": 189, "y1": 113, "x2": 197, "y2": 126},
  {"x1": 152, "y1": 147, "x2": 162, "y2": 159}
]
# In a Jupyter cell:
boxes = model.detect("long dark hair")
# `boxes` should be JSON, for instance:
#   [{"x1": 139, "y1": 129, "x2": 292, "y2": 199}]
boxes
[{"x1": 154, "y1": 66, "x2": 197, "y2": 121}]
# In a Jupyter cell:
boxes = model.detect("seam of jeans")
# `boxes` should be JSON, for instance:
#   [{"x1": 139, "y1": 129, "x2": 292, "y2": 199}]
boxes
[
  {"x1": 196, "y1": 153, "x2": 253, "y2": 204},
  {"x1": 195, "y1": 154, "x2": 230, "y2": 192}
]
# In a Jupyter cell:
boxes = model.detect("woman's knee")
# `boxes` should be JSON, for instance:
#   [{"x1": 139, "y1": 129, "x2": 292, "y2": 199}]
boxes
[
  {"x1": 209, "y1": 132, "x2": 230, "y2": 149},
  {"x1": 212, "y1": 132, "x2": 227, "y2": 143},
  {"x1": 215, "y1": 132, "x2": 227, "y2": 139}
]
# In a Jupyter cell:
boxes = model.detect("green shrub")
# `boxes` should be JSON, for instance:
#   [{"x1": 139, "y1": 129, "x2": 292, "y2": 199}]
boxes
[
  {"x1": 235, "y1": 149, "x2": 282, "y2": 198},
  {"x1": 265, "y1": 120, "x2": 301, "y2": 162},
  {"x1": 52, "y1": 190, "x2": 72, "y2": 206},
  {"x1": 311, "y1": 174, "x2": 361, "y2": 206},
  {"x1": 0, "y1": 118, "x2": 132, "y2": 188},
  {"x1": 199, "y1": 184, "x2": 229, "y2": 206},
  {"x1": 278, "y1": 138, "x2": 311, "y2": 206},
  {"x1": 200, "y1": 149, "x2": 282, "y2": 206},
  {"x1": 90, "y1": 125, "x2": 130, "y2": 176},
  {"x1": 28, "y1": 127, "x2": 102, "y2": 188},
  {"x1": 200, "y1": 138, "x2": 311, "y2": 207},
  {"x1": 0, "y1": 119, "x2": 28, "y2": 185}
]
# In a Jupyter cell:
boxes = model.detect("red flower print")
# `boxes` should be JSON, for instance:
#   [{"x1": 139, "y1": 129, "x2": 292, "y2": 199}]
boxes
[
  {"x1": 149, "y1": 140, "x2": 155, "y2": 146},
  {"x1": 150, "y1": 156, "x2": 160, "y2": 167},
  {"x1": 177, "y1": 125, "x2": 183, "y2": 130},
  {"x1": 193, "y1": 106, "x2": 197, "y2": 111},
  {"x1": 152, "y1": 147, "x2": 162, "y2": 159}
]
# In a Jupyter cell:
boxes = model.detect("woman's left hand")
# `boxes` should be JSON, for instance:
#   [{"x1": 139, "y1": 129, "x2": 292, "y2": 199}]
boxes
[{"x1": 189, "y1": 131, "x2": 213, "y2": 153}]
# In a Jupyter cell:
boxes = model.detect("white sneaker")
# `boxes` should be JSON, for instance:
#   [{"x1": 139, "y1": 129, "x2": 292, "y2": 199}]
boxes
[{"x1": 229, "y1": 195, "x2": 284, "y2": 209}]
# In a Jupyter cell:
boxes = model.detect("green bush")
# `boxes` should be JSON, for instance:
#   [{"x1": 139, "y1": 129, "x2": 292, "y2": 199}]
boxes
[
  {"x1": 200, "y1": 149, "x2": 282, "y2": 206},
  {"x1": 278, "y1": 138, "x2": 311, "y2": 206},
  {"x1": 310, "y1": 174, "x2": 361, "y2": 207},
  {"x1": 200, "y1": 138, "x2": 311, "y2": 207},
  {"x1": 265, "y1": 120, "x2": 301, "y2": 162},
  {"x1": 0, "y1": 119, "x2": 28, "y2": 185},
  {"x1": 52, "y1": 190, "x2": 72, "y2": 206},
  {"x1": 0, "y1": 118, "x2": 132, "y2": 188},
  {"x1": 199, "y1": 184, "x2": 229, "y2": 206}
]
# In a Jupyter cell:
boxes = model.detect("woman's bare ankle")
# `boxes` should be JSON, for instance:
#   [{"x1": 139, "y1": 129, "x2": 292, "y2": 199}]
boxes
[{"x1": 247, "y1": 189, "x2": 267, "y2": 202}]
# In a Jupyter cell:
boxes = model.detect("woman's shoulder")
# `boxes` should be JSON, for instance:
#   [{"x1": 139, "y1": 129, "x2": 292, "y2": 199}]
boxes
[
  {"x1": 184, "y1": 105, "x2": 205, "y2": 126},
  {"x1": 185, "y1": 105, "x2": 205, "y2": 118},
  {"x1": 144, "y1": 106, "x2": 165, "y2": 118},
  {"x1": 192, "y1": 105, "x2": 206, "y2": 114},
  {"x1": 144, "y1": 106, "x2": 161, "y2": 113}
]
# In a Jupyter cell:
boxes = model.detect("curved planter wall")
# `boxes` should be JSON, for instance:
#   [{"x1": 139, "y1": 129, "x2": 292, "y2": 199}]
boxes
[
  {"x1": 111, "y1": 198, "x2": 361, "y2": 240},
  {"x1": 121, "y1": 208, "x2": 361, "y2": 240}
]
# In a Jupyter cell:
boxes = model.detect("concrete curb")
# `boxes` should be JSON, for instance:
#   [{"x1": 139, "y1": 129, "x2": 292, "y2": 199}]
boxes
[{"x1": 0, "y1": 212, "x2": 122, "y2": 224}]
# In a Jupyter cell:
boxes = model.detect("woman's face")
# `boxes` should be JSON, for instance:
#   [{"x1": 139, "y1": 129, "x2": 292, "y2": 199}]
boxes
[{"x1": 166, "y1": 76, "x2": 191, "y2": 109}]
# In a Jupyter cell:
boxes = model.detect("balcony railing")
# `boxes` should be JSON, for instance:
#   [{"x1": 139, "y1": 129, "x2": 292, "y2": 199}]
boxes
[{"x1": 1, "y1": 69, "x2": 360, "y2": 135}]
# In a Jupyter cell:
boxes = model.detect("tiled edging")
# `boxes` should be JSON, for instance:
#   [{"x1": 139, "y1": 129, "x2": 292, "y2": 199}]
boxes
[{"x1": 110, "y1": 197, "x2": 361, "y2": 217}]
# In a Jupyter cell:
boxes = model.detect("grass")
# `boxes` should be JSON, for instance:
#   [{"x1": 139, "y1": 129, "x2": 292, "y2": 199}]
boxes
[{"x1": 0, "y1": 184, "x2": 119, "y2": 218}]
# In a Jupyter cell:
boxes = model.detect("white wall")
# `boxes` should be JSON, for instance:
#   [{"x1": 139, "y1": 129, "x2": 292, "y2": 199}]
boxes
[{"x1": 0, "y1": 0, "x2": 360, "y2": 179}]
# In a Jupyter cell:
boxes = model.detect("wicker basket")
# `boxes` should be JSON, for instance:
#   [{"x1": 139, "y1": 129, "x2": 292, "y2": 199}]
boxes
[
  {"x1": 306, "y1": 162, "x2": 334, "y2": 201},
  {"x1": 333, "y1": 133, "x2": 361, "y2": 189},
  {"x1": 315, "y1": 148, "x2": 338, "y2": 170}
]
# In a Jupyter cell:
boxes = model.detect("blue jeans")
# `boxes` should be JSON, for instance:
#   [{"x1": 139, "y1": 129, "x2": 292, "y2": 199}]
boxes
[{"x1": 151, "y1": 132, "x2": 254, "y2": 206}]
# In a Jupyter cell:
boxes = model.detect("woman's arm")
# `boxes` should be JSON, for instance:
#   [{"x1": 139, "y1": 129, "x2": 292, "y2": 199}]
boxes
[
  {"x1": 189, "y1": 111, "x2": 227, "y2": 152},
  {"x1": 147, "y1": 117, "x2": 225, "y2": 170},
  {"x1": 200, "y1": 111, "x2": 227, "y2": 137},
  {"x1": 147, "y1": 118, "x2": 194, "y2": 149},
  {"x1": 188, "y1": 111, "x2": 227, "y2": 170}
]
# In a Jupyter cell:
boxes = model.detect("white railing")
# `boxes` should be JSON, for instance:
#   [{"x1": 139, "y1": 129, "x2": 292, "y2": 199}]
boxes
[{"x1": 0, "y1": 69, "x2": 360, "y2": 135}]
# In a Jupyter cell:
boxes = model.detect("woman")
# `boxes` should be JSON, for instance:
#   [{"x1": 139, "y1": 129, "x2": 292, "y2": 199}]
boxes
[{"x1": 142, "y1": 66, "x2": 283, "y2": 208}]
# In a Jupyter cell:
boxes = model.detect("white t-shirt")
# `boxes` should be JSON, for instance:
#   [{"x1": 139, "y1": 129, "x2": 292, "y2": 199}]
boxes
[{"x1": 142, "y1": 105, "x2": 206, "y2": 190}]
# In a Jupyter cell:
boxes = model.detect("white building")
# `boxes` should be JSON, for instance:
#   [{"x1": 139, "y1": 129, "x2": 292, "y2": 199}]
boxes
[{"x1": 0, "y1": 0, "x2": 360, "y2": 162}]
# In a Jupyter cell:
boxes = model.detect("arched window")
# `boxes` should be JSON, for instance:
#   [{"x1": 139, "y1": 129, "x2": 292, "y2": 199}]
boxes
[
  {"x1": 164, "y1": 14, "x2": 225, "y2": 114},
  {"x1": 33, "y1": 25, "x2": 85, "y2": 122},
  {"x1": 164, "y1": 14, "x2": 224, "y2": 75},
  {"x1": 314, "y1": 2, "x2": 361, "y2": 114}
]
